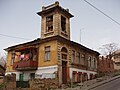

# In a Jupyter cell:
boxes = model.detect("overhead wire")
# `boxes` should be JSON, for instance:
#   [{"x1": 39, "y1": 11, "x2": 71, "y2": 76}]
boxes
[
  {"x1": 0, "y1": 33, "x2": 30, "y2": 40},
  {"x1": 83, "y1": 0, "x2": 120, "y2": 26},
  {"x1": 1, "y1": 0, "x2": 120, "y2": 41}
]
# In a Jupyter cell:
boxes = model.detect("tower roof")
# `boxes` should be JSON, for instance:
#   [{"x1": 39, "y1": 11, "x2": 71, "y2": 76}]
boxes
[{"x1": 37, "y1": 1, "x2": 74, "y2": 18}]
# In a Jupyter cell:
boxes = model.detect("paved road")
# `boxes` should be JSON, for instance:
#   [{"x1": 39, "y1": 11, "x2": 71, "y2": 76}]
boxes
[{"x1": 91, "y1": 78, "x2": 120, "y2": 90}]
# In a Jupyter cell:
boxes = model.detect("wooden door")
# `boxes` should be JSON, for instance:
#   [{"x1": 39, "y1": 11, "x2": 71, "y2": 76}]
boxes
[{"x1": 62, "y1": 61, "x2": 67, "y2": 84}]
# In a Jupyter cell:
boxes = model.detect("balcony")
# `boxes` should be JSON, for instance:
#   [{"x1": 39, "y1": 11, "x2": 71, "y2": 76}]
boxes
[{"x1": 13, "y1": 60, "x2": 38, "y2": 70}]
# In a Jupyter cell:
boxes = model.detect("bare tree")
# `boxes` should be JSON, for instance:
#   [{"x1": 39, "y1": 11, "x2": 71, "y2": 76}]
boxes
[
  {"x1": 99, "y1": 43, "x2": 119, "y2": 59},
  {"x1": 0, "y1": 52, "x2": 7, "y2": 67}
]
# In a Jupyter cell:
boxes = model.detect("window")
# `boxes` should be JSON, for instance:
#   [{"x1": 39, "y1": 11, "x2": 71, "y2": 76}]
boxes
[
  {"x1": 114, "y1": 54, "x2": 120, "y2": 59},
  {"x1": 83, "y1": 73, "x2": 88, "y2": 81},
  {"x1": 61, "y1": 47, "x2": 67, "y2": 53},
  {"x1": 93, "y1": 58, "x2": 97, "y2": 69},
  {"x1": 78, "y1": 72, "x2": 82, "y2": 82},
  {"x1": 81, "y1": 54, "x2": 85, "y2": 65},
  {"x1": 76, "y1": 52, "x2": 80, "y2": 64},
  {"x1": 11, "y1": 51, "x2": 15, "y2": 65},
  {"x1": 46, "y1": 15, "x2": 53, "y2": 32},
  {"x1": 72, "y1": 71, "x2": 77, "y2": 82},
  {"x1": 61, "y1": 47, "x2": 67, "y2": 60},
  {"x1": 45, "y1": 46, "x2": 50, "y2": 61},
  {"x1": 62, "y1": 54, "x2": 67, "y2": 60},
  {"x1": 71, "y1": 50, "x2": 75, "y2": 63},
  {"x1": 88, "y1": 56, "x2": 92, "y2": 69},
  {"x1": 30, "y1": 73, "x2": 35, "y2": 79},
  {"x1": 14, "y1": 48, "x2": 37, "y2": 62},
  {"x1": 61, "y1": 16, "x2": 66, "y2": 32}
]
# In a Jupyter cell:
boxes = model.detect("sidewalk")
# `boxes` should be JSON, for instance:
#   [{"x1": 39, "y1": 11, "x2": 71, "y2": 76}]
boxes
[
  {"x1": 57, "y1": 75, "x2": 120, "y2": 90},
  {"x1": 88, "y1": 75, "x2": 120, "y2": 90}
]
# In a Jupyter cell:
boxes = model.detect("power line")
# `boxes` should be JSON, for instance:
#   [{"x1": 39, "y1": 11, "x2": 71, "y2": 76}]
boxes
[
  {"x1": 0, "y1": 33, "x2": 30, "y2": 40},
  {"x1": 83, "y1": 0, "x2": 120, "y2": 26}
]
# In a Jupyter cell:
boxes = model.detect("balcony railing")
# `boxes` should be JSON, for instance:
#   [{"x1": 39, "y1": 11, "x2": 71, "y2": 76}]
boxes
[{"x1": 13, "y1": 60, "x2": 38, "y2": 70}]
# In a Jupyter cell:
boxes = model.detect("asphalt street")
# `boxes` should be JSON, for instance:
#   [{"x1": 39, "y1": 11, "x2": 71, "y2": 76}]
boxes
[{"x1": 91, "y1": 78, "x2": 120, "y2": 90}]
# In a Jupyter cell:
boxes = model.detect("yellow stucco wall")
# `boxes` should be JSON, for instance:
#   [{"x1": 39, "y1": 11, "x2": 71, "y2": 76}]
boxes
[
  {"x1": 5, "y1": 40, "x2": 58, "y2": 73},
  {"x1": 6, "y1": 51, "x2": 15, "y2": 72},
  {"x1": 38, "y1": 40, "x2": 58, "y2": 67}
]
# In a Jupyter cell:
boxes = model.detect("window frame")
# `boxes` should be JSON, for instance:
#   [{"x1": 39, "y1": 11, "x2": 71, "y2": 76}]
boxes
[
  {"x1": 46, "y1": 15, "x2": 53, "y2": 32},
  {"x1": 61, "y1": 15, "x2": 66, "y2": 33},
  {"x1": 71, "y1": 50, "x2": 75, "y2": 63},
  {"x1": 76, "y1": 52, "x2": 80, "y2": 64},
  {"x1": 45, "y1": 46, "x2": 51, "y2": 61},
  {"x1": 88, "y1": 56, "x2": 92, "y2": 69},
  {"x1": 30, "y1": 73, "x2": 35, "y2": 79},
  {"x1": 81, "y1": 54, "x2": 85, "y2": 65},
  {"x1": 93, "y1": 57, "x2": 97, "y2": 69},
  {"x1": 11, "y1": 51, "x2": 15, "y2": 65}
]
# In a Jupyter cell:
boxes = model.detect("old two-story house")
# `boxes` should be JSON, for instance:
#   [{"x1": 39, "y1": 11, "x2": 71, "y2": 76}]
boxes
[
  {"x1": 5, "y1": 2, "x2": 99, "y2": 85},
  {"x1": 112, "y1": 49, "x2": 120, "y2": 70}
]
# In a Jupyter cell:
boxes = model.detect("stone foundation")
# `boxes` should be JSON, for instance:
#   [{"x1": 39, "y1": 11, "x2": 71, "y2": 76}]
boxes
[{"x1": 29, "y1": 78, "x2": 58, "y2": 90}]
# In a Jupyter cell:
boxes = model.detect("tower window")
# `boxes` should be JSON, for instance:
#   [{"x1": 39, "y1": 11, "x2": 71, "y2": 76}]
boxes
[
  {"x1": 61, "y1": 16, "x2": 66, "y2": 32},
  {"x1": 46, "y1": 15, "x2": 53, "y2": 32}
]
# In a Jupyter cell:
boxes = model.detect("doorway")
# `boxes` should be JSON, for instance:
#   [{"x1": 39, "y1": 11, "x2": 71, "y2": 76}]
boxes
[{"x1": 62, "y1": 61, "x2": 67, "y2": 84}]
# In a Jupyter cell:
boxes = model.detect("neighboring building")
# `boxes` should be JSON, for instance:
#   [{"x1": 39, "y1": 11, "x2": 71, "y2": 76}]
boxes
[
  {"x1": 0, "y1": 57, "x2": 6, "y2": 76},
  {"x1": 0, "y1": 65, "x2": 6, "y2": 76},
  {"x1": 98, "y1": 56, "x2": 114, "y2": 75},
  {"x1": 5, "y1": 2, "x2": 99, "y2": 86},
  {"x1": 112, "y1": 49, "x2": 120, "y2": 70}
]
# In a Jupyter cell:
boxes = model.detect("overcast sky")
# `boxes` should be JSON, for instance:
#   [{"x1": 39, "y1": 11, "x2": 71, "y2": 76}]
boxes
[{"x1": 0, "y1": 0, "x2": 120, "y2": 56}]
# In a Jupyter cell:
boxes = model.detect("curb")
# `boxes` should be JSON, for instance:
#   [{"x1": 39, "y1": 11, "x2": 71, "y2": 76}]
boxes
[{"x1": 88, "y1": 75, "x2": 120, "y2": 90}]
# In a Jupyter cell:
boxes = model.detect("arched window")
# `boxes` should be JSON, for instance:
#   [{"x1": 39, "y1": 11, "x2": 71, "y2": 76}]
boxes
[
  {"x1": 61, "y1": 47, "x2": 67, "y2": 53},
  {"x1": 88, "y1": 56, "x2": 92, "y2": 69},
  {"x1": 93, "y1": 58, "x2": 97, "y2": 69},
  {"x1": 81, "y1": 54, "x2": 85, "y2": 65},
  {"x1": 61, "y1": 47, "x2": 67, "y2": 60}
]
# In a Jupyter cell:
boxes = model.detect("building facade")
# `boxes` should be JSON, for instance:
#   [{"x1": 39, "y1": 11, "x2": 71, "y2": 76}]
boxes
[
  {"x1": 5, "y1": 2, "x2": 99, "y2": 86},
  {"x1": 0, "y1": 65, "x2": 6, "y2": 76},
  {"x1": 112, "y1": 49, "x2": 120, "y2": 70}
]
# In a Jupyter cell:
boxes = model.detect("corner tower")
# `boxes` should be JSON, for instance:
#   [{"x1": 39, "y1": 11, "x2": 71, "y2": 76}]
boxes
[{"x1": 37, "y1": 1, "x2": 73, "y2": 40}]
